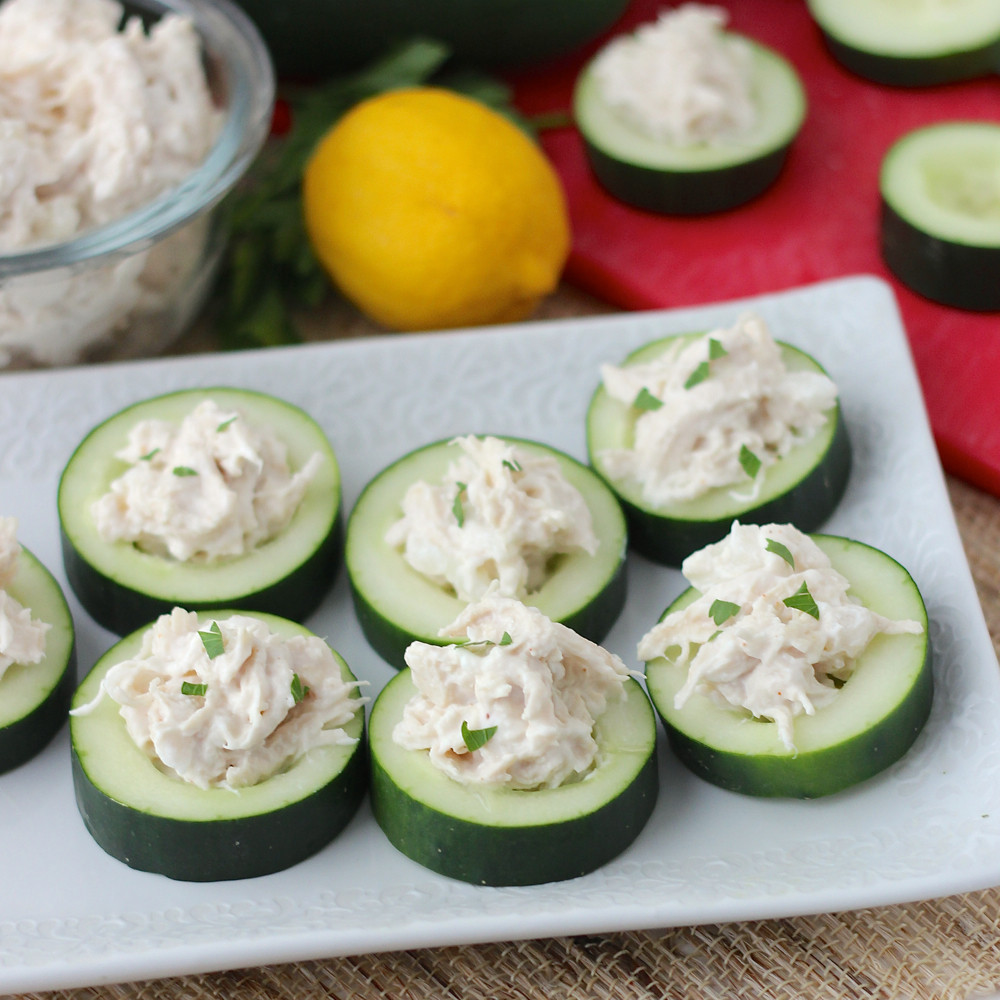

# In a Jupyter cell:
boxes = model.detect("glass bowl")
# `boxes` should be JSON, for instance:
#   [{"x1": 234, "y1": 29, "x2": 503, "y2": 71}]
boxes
[{"x1": 0, "y1": 0, "x2": 275, "y2": 369}]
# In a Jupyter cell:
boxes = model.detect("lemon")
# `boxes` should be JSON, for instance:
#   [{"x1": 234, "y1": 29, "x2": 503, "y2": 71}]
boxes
[{"x1": 302, "y1": 87, "x2": 571, "y2": 332}]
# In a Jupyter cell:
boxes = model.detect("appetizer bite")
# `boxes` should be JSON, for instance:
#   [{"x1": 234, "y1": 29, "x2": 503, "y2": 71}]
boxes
[
  {"x1": 346, "y1": 434, "x2": 627, "y2": 667},
  {"x1": 881, "y1": 121, "x2": 1000, "y2": 312},
  {"x1": 573, "y1": 3, "x2": 806, "y2": 214},
  {"x1": 807, "y1": 0, "x2": 1000, "y2": 86},
  {"x1": 587, "y1": 313, "x2": 851, "y2": 565},
  {"x1": 642, "y1": 522, "x2": 931, "y2": 798},
  {"x1": 58, "y1": 388, "x2": 342, "y2": 635},
  {"x1": 0, "y1": 517, "x2": 76, "y2": 774},
  {"x1": 70, "y1": 608, "x2": 367, "y2": 881},
  {"x1": 369, "y1": 591, "x2": 658, "y2": 885}
]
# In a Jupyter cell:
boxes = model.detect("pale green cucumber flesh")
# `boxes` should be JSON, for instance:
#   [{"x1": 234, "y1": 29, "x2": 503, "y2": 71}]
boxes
[
  {"x1": 0, "y1": 547, "x2": 76, "y2": 774},
  {"x1": 70, "y1": 610, "x2": 367, "y2": 881},
  {"x1": 573, "y1": 36, "x2": 805, "y2": 214},
  {"x1": 345, "y1": 436, "x2": 628, "y2": 669},
  {"x1": 586, "y1": 336, "x2": 851, "y2": 566},
  {"x1": 807, "y1": 0, "x2": 1000, "y2": 85},
  {"x1": 880, "y1": 122, "x2": 1000, "y2": 311},
  {"x1": 370, "y1": 670, "x2": 658, "y2": 885},
  {"x1": 644, "y1": 534, "x2": 932, "y2": 798},
  {"x1": 58, "y1": 387, "x2": 343, "y2": 636}
]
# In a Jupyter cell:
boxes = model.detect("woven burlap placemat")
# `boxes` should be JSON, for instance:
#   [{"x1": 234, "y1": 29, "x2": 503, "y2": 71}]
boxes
[{"x1": 14, "y1": 292, "x2": 998, "y2": 1000}]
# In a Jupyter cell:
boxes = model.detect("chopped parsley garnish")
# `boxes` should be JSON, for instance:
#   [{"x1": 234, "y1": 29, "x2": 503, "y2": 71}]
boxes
[
  {"x1": 739, "y1": 445, "x2": 762, "y2": 479},
  {"x1": 455, "y1": 632, "x2": 513, "y2": 649},
  {"x1": 461, "y1": 720, "x2": 497, "y2": 752},
  {"x1": 216, "y1": 416, "x2": 238, "y2": 432},
  {"x1": 290, "y1": 673, "x2": 309, "y2": 704},
  {"x1": 633, "y1": 386, "x2": 663, "y2": 411},
  {"x1": 684, "y1": 337, "x2": 728, "y2": 390},
  {"x1": 684, "y1": 362, "x2": 710, "y2": 390},
  {"x1": 172, "y1": 466, "x2": 198, "y2": 477},
  {"x1": 139, "y1": 447, "x2": 160, "y2": 462},
  {"x1": 765, "y1": 538, "x2": 795, "y2": 567},
  {"x1": 782, "y1": 581, "x2": 820, "y2": 619},
  {"x1": 502, "y1": 458, "x2": 522, "y2": 472},
  {"x1": 198, "y1": 621, "x2": 225, "y2": 659},
  {"x1": 181, "y1": 681, "x2": 208, "y2": 696},
  {"x1": 452, "y1": 482, "x2": 467, "y2": 527},
  {"x1": 709, "y1": 599, "x2": 740, "y2": 626}
]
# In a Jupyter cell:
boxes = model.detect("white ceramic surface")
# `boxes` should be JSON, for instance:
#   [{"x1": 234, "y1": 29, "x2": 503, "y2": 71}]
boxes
[{"x1": 1, "y1": 275, "x2": 997, "y2": 992}]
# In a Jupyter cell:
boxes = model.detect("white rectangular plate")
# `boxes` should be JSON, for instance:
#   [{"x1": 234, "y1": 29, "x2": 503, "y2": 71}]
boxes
[{"x1": 1, "y1": 276, "x2": 998, "y2": 993}]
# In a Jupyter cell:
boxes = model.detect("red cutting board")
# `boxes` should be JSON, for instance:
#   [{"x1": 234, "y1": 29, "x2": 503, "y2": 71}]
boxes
[{"x1": 506, "y1": 0, "x2": 1000, "y2": 495}]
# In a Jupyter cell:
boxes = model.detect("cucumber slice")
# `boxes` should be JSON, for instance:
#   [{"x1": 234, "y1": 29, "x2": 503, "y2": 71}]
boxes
[
  {"x1": 70, "y1": 611, "x2": 367, "y2": 881},
  {"x1": 586, "y1": 335, "x2": 851, "y2": 566},
  {"x1": 573, "y1": 34, "x2": 806, "y2": 214},
  {"x1": 645, "y1": 535, "x2": 932, "y2": 799},
  {"x1": 0, "y1": 547, "x2": 76, "y2": 774},
  {"x1": 345, "y1": 437, "x2": 628, "y2": 668},
  {"x1": 58, "y1": 387, "x2": 343, "y2": 636},
  {"x1": 881, "y1": 121, "x2": 1000, "y2": 312},
  {"x1": 370, "y1": 669, "x2": 658, "y2": 885},
  {"x1": 807, "y1": 0, "x2": 1000, "y2": 86}
]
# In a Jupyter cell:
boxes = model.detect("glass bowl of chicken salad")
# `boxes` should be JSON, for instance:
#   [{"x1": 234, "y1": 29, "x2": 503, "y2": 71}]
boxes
[{"x1": 0, "y1": 0, "x2": 275, "y2": 369}]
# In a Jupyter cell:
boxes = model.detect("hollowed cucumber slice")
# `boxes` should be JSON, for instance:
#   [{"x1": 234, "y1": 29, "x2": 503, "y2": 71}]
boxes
[
  {"x1": 70, "y1": 611, "x2": 367, "y2": 881},
  {"x1": 58, "y1": 387, "x2": 343, "y2": 635},
  {"x1": 586, "y1": 335, "x2": 851, "y2": 566},
  {"x1": 345, "y1": 437, "x2": 628, "y2": 669},
  {"x1": 881, "y1": 121, "x2": 1000, "y2": 312},
  {"x1": 807, "y1": 0, "x2": 1000, "y2": 86},
  {"x1": 0, "y1": 546, "x2": 76, "y2": 774},
  {"x1": 369, "y1": 669, "x2": 658, "y2": 885},
  {"x1": 573, "y1": 34, "x2": 806, "y2": 214},
  {"x1": 644, "y1": 534, "x2": 932, "y2": 798}
]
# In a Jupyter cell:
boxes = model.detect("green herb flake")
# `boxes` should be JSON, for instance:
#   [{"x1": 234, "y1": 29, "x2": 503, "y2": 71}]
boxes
[
  {"x1": 633, "y1": 386, "x2": 664, "y2": 411},
  {"x1": 502, "y1": 458, "x2": 522, "y2": 472},
  {"x1": 198, "y1": 621, "x2": 225, "y2": 659},
  {"x1": 216, "y1": 416, "x2": 238, "y2": 432},
  {"x1": 452, "y1": 482, "x2": 467, "y2": 527},
  {"x1": 783, "y1": 581, "x2": 820, "y2": 619},
  {"x1": 290, "y1": 673, "x2": 309, "y2": 704},
  {"x1": 765, "y1": 538, "x2": 795, "y2": 567},
  {"x1": 181, "y1": 680, "x2": 208, "y2": 696},
  {"x1": 708, "y1": 337, "x2": 727, "y2": 360},
  {"x1": 738, "y1": 445, "x2": 762, "y2": 479},
  {"x1": 461, "y1": 720, "x2": 497, "y2": 752},
  {"x1": 139, "y1": 447, "x2": 160, "y2": 462},
  {"x1": 709, "y1": 599, "x2": 740, "y2": 626},
  {"x1": 683, "y1": 362, "x2": 711, "y2": 390},
  {"x1": 173, "y1": 466, "x2": 198, "y2": 477},
  {"x1": 499, "y1": 631, "x2": 513, "y2": 646}
]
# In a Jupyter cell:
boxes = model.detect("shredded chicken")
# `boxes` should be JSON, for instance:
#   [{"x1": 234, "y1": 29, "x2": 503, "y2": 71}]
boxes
[{"x1": 0, "y1": 516, "x2": 49, "y2": 683}]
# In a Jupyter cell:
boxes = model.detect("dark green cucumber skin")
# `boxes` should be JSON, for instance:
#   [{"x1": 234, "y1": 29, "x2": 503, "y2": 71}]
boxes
[
  {"x1": 661, "y1": 642, "x2": 932, "y2": 799},
  {"x1": 60, "y1": 512, "x2": 343, "y2": 637},
  {"x1": 0, "y1": 641, "x2": 76, "y2": 775},
  {"x1": 582, "y1": 138, "x2": 795, "y2": 215},
  {"x1": 604, "y1": 407, "x2": 851, "y2": 568},
  {"x1": 350, "y1": 549, "x2": 628, "y2": 671},
  {"x1": 818, "y1": 30, "x2": 1000, "y2": 87},
  {"x1": 236, "y1": 0, "x2": 630, "y2": 78},
  {"x1": 881, "y1": 201, "x2": 1000, "y2": 312},
  {"x1": 71, "y1": 726, "x2": 367, "y2": 882},
  {"x1": 369, "y1": 675, "x2": 659, "y2": 886}
]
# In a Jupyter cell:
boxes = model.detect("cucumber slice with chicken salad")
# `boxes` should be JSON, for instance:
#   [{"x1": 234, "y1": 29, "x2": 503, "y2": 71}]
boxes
[
  {"x1": 644, "y1": 534, "x2": 932, "y2": 799},
  {"x1": 0, "y1": 546, "x2": 76, "y2": 775},
  {"x1": 58, "y1": 387, "x2": 343, "y2": 636},
  {"x1": 807, "y1": 0, "x2": 1000, "y2": 86},
  {"x1": 586, "y1": 333, "x2": 851, "y2": 566},
  {"x1": 70, "y1": 611, "x2": 366, "y2": 881},
  {"x1": 345, "y1": 436, "x2": 628, "y2": 669},
  {"x1": 573, "y1": 25, "x2": 806, "y2": 214},
  {"x1": 881, "y1": 121, "x2": 1000, "y2": 312},
  {"x1": 369, "y1": 668, "x2": 658, "y2": 886}
]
